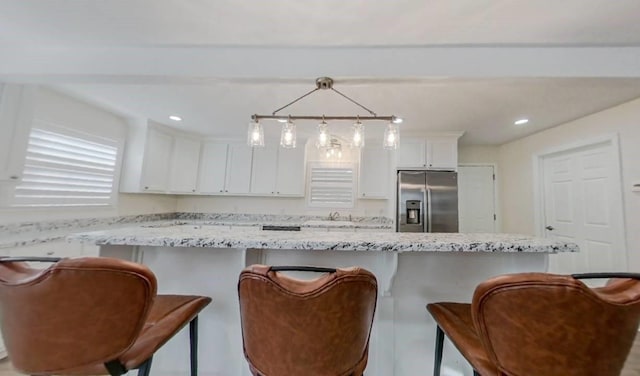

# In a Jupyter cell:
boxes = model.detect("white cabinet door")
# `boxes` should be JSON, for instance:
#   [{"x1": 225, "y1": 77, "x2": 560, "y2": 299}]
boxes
[
  {"x1": 169, "y1": 136, "x2": 201, "y2": 193},
  {"x1": 427, "y1": 139, "x2": 458, "y2": 170},
  {"x1": 0, "y1": 84, "x2": 36, "y2": 182},
  {"x1": 359, "y1": 146, "x2": 390, "y2": 199},
  {"x1": 276, "y1": 147, "x2": 305, "y2": 196},
  {"x1": 225, "y1": 143, "x2": 252, "y2": 194},
  {"x1": 141, "y1": 127, "x2": 173, "y2": 192},
  {"x1": 250, "y1": 145, "x2": 278, "y2": 195},
  {"x1": 198, "y1": 142, "x2": 228, "y2": 194},
  {"x1": 397, "y1": 139, "x2": 426, "y2": 168}
]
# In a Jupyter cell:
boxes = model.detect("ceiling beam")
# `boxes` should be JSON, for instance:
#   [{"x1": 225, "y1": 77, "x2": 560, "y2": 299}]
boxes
[{"x1": 1, "y1": 46, "x2": 640, "y2": 81}]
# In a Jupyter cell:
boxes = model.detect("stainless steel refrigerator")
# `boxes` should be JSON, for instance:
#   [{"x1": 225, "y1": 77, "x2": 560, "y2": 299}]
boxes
[{"x1": 396, "y1": 170, "x2": 458, "y2": 232}]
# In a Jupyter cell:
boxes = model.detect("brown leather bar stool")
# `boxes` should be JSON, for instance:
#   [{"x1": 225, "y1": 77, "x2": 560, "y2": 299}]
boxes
[
  {"x1": 238, "y1": 265, "x2": 378, "y2": 376},
  {"x1": 427, "y1": 272, "x2": 640, "y2": 376},
  {"x1": 0, "y1": 256, "x2": 212, "y2": 376}
]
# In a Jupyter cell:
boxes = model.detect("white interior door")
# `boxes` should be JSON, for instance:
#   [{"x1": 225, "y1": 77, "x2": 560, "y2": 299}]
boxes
[
  {"x1": 542, "y1": 140, "x2": 626, "y2": 274},
  {"x1": 458, "y1": 165, "x2": 496, "y2": 233}
]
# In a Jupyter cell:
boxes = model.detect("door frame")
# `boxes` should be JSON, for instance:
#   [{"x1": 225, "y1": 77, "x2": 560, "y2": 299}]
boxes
[
  {"x1": 532, "y1": 133, "x2": 627, "y2": 255},
  {"x1": 458, "y1": 163, "x2": 500, "y2": 232}
]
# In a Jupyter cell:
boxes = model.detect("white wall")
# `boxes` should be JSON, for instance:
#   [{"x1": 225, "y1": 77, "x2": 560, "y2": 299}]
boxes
[
  {"x1": 0, "y1": 87, "x2": 177, "y2": 224},
  {"x1": 499, "y1": 97, "x2": 640, "y2": 269},
  {"x1": 176, "y1": 195, "x2": 388, "y2": 217},
  {"x1": 458, "y1": 145, "x2": 500, "y2": 164}
]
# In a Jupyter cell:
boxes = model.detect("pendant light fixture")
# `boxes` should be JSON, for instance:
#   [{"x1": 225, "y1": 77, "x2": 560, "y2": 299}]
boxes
[
  {"x1": 316, "y1": 118, "x2": 329, "y2": 148},
  {"x1": 249, "y1": 77, "x2": 401, "y2": 150},
  {"x1": 280, "y1": 118, "x2": 296, "y2": 148},
  {"x1": 352, "y1": 119, "x2": 364, "y2": 148},
  {"x1": 383, "y1": 122, "x2": 399, "y2": 150},
  {"x1": 247, "y1": 120, "x2": 264, "y2": 147}
]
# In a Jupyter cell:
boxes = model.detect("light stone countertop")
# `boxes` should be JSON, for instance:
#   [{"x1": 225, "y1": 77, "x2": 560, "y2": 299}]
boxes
[
  {"x1": 68, "y1": 224, "x2": 578, "y2": 253},
  {"x1": 0, "y1": 213, "x2": 393, "y2": 249}
]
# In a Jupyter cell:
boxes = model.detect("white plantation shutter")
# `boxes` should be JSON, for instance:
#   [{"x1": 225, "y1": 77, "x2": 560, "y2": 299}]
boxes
[
  {"x1": 307, "y1": 163, "x2": 355, "y2": 208},
  {"x1": 13, "y1": 127, "x2": 119, "y2": 207}
]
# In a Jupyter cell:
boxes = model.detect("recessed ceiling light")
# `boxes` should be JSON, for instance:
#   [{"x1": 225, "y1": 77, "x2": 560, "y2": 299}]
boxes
[
  {"x1": 514, "y1": 118, "x2": 529, "y2": 125},
  {"x1": 169, "y1": 115, "x2": 182, "y2": 122}
]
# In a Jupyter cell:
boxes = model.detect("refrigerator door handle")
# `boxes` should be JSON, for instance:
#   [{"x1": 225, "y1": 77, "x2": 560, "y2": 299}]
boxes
[
  {"x1": 423, "y1": 188, "x2": 428, "y2": 232},
  {"x1": 426, "y1": 188, "x2": 433, "y2": 232}
]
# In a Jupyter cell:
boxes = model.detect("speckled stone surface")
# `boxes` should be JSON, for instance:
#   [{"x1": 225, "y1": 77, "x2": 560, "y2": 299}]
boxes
[
  {"x1": 68, "y1": 224, "x2": 578, "y2": 253},
  {"x1": 0, "y1": 213, "x2": 393, "y2": 249}
]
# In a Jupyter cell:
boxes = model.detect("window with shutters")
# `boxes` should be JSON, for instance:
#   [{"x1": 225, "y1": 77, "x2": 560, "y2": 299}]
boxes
[
  {"x1": 307, "y1": 163, "x2": 355, "y2": 208},
  {"x1": 11, "y1": 124, "x2": 120, "y2": 207}
]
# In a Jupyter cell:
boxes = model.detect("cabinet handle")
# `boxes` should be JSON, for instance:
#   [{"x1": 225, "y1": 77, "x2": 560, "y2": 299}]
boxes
[
  {"x1": 9, "y1": 175, "x2": 19, "y2": 180},
  {"x1": 144, "y1": 186, "x2": 149, "y2": 190},
  {"x1": 277, "y1": 191, "x2": 280, "y2": 194},
  {"x1": 362, "y1": 193, "x2": 366, "y2": 197},
  {"x1": 46, "y1": 251, "x2": 54, "y2": 256},
  {"x1": 219, "y1": 190, "x2": 223, "y2": 192},
  {"x1": 271, "y1": 191, "x2": 274, "y2": 194},
  {"x1": 225, "y1": 190, "x2": 228, "y2": 192},
  {"x1": 192, "y1": 189, "x2": 196, "y2": 192}
]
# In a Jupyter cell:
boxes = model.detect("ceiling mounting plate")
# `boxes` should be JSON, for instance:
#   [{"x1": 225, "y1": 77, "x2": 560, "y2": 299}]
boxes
[{"x1": 315, "y1": 77, "x2": 334, "y2": 90}]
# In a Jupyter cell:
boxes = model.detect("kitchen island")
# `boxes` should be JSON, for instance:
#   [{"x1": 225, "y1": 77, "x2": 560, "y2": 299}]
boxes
[{"x1": 69, "y1": 223, "x2": 577, "y2": 376}]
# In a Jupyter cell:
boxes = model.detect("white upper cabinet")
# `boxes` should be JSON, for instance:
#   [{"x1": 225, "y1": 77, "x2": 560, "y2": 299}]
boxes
[
  {"x1": 120, "y1": 121, "x2": 307, "y2": 197},
  {"x1": 169, "y1": 136, "x2": 201, "y2": 193},
  {"x1": 359, "y1": 145, "x2": 391, "y2": 199},
  {"x1": 198, "y1": 142, "x2": 228, "y2": 194},
  {"x1": 397, "y1": 139, "x2": 426, "y2": 168},
  {"x1": 0, "y1": 84, "x2": 36, "y2": 182},
  {"x1": 426, "y1": 139, "x2": 458, "y2": 170},
  {"x1": 225, "y1": 143, "x2": 253, "y2": 194},
  {"x1": 140, "y1": 126, "x2": 173, "y2": 192},
  {"x1": 250, "y1": 145, "x2": 278, "y2": 194},
  {"x1": 121, "y1": 120, "x2": 204, "y2": 193},
  {"x1": 276, "y1": 146, "x2": 305, "y2": 196},
  {"x1": 248, "y1": 145, "x2": 305, "y2": 196},
  {"x1": 396, "y1": 134, "x2": 462, "y2": 170}
]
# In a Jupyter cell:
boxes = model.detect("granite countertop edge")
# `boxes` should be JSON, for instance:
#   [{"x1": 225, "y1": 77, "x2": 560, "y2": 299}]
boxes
[{"x1": 66, "y1": 226, "x2": 579, "y2": 254}]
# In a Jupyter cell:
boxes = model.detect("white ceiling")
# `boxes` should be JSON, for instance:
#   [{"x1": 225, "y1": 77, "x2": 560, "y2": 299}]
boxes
[
  {"x1": 3, "y1": 1, "x2": 640, "y2": 145},
  {"x1": 1, "y1": 0, "x2": 640, "y2": 46},
  {"x1": 56, "y1": 78, "x2": 640, "y2": 145}
]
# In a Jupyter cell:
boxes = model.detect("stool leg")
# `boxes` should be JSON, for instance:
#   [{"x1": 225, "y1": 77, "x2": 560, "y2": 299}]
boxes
[
  {"x1": 473, "y1": 371, "x2": 481, "y2": 376},
  {"x1": 434, "y1": 325, "x2": 444, "y2": 376},
  {"x1": 138, "y1": 356, "x2": 153, "y2": 376},
  {"x1": 190, "y1": 316, "x2": 199, "y2": 376}
]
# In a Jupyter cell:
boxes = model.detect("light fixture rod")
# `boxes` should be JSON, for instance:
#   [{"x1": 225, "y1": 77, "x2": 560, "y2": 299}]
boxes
[
  {"x1": 330, "y1": 88, "x2": 377, "y2": 117},
  {"x1": 252, "y1": 115, "x2": 397, "y2": 122},
  {"x1": 271, "y1": 87, "x2": 319, "y2": 116}
]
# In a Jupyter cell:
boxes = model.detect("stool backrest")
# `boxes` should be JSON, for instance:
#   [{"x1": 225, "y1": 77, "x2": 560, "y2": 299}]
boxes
[
  {"x1": 472, "y1": 272, "x2": 640, "y2": 376},
  {"x1": 238, "y1": 265, "x2": 378, "y2": 376},
  {"x1": 0, "y1": 257, "x2": 157, "y2": 374}
]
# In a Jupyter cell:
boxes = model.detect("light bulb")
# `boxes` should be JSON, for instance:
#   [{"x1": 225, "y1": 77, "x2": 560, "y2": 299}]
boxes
[
  {"x1": 352, "y1": 121, "x2": 364, "y2": 148},
  {"x1": 280, "y1": 120, "x2": 296, "y2": 148},
  {"x1": 383, "y1": 122, "x2": 399, "y2": 150},
  {"x1": 316, "y1": 121, "x2": 329, "y2": 148},
  {"x1": 247, "y1": 120, "x2": 264, "y2": 147}
]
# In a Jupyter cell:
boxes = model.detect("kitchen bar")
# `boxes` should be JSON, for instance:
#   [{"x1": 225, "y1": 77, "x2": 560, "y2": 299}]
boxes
[{"x1": 70, "y1": 223, "x2": 577, "y2": 376}]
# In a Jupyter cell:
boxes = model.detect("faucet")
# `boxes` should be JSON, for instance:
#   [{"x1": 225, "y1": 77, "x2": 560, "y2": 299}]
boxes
[{"x1": 328, "y1": 211, "x2": 340, "y2": 221}]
